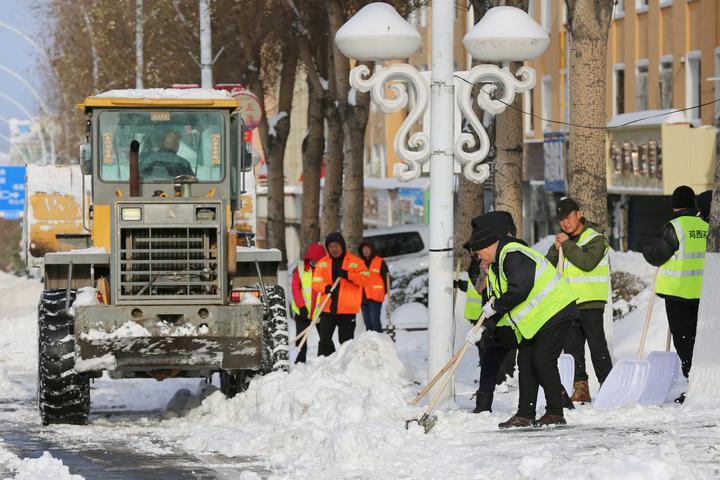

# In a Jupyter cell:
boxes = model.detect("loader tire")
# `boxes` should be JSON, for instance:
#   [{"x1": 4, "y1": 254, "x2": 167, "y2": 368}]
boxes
[
  {"x1": 37, "y1": 289, "x2": 90, "y2": 425},
  {"x1": 259, "y1": 284, "x2": 289, "y2": 375}
]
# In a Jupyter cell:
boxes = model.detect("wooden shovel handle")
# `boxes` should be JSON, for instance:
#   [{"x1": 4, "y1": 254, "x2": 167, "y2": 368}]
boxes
[
  {"x1": 636, "y1": 269, "x2": 658, "y2": 359},
  {"x1": 295, "y1": 277, "x2": 341, "y2": 349},
  {"x1": 411, "y1": 313, "x2": 486, "y2": 406},
  {"x1": 557, "y1": 246, "x2": 564, "y2": 276},
  {"x1": 665, "y1": 327, "x2": 672, "y2": 352},
  {"x1": 422, "y1": 341, "x2": 468, "y2": 417}
]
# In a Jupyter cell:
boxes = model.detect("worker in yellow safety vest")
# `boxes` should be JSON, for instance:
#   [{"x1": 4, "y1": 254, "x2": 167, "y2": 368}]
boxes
[
  {"x1": 642, "y1": 185, "x2": 708, "y2": 404},
  {"x1": 465, "y1": 214, "x2": 579, "y2": 429},
  {"x1": 546, "y1": 198, "x2": 612, "y2": 404}
]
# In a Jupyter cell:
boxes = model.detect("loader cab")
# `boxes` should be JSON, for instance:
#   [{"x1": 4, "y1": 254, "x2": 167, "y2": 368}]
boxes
[{"x1": 80, "y1": 94, "x2": 252, "y2": 211}]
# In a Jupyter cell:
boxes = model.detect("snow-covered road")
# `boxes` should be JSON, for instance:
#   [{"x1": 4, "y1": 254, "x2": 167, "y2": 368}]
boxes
[{"x1": 1, "y1": 251, "x2": 720, "y2": 479}]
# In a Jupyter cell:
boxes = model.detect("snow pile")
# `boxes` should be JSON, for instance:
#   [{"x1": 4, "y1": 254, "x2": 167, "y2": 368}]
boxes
[
  {"x1": 180, "y1": 333, "x2": 417, "y2": 477},
  {"x1": 80, "y1": 321, "x2": 151, "y2": 340},
  {"x1": 69, "y1": 287, "x2": 100, "y2": 316},
  {"x1": 0, "y1": 445, "x2": 84, "y2": 480},
  {"x1": 94, "y1": 88, "x2": 232, "y2": 99}
]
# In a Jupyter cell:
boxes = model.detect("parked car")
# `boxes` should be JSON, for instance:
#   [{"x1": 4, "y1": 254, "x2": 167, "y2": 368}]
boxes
[{"x1": 361, "y1": 224, "x2": 429, "y2": 274}]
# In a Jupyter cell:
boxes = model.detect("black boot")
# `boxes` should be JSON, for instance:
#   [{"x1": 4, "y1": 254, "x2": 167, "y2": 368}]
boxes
[
  {"x1": 561, "y1": 386, "x2": 575, "y2": 410},
  {"x1": 472, "y1": 391, "x2": 493, "y2": 413}
]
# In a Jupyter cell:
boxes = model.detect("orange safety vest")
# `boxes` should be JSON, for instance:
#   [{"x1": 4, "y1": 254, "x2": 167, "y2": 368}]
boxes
[
  {"x1": 363, "y1": 256, "x2": 386, "y2": 302},
  {"x1": 312, "y1": 253, "x2": 371, "y2": 314}
]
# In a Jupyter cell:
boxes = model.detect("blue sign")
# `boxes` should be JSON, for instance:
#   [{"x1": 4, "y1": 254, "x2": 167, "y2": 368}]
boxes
[{"x1": 0, "y1": 166, "x2": 26, "y2": 220}]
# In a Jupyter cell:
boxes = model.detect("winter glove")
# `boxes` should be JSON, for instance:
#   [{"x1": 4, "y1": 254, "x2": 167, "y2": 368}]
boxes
[
  {"x1": 482, "y1": 298, "x2": 497, "y2": 318},
  {"x1": 454, "y1": 279, "x2": 468, "y2": 292},
  {"x1": 465, "y1": 324, "x2": 485, "y2": 345},
  {"x1": 324, "y1": 285, "x2": 333, "y2": 295},
  {"x1": 297, "y1": 306, "x2": 309, "y2": 320}
]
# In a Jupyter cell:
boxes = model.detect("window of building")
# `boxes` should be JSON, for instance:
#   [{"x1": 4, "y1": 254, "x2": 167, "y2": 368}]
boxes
[
  {"x1": 636, "y1": 0, "x2": 649, "y2": 13},
  {"x1": 528, "y1": 0, "x2": 535, "y2": 20},
  {"x1": 541, "y1": 0, "x2": 551, "y2": 32},
  {"x1": 686, "y1": 52, "x2": 701, "y2": 120},
  {"x1": 614, "y1": 65, "x2": 625, "y2": 115},
  {"x1": 523, "y1": 89, "x2": 534, "y2": 136},
  {"x1": 636, "y1": 61, "x2": 649, "y2": 111},
  {"x1": 614, "y1": 0, "x2": 625, "y2": 18},
  {"x1": 659, "y1": 59, "x2": 673, "y2": 109},
  {"x1": 541, "y1": 74, "x2": 552, "y2": 131}
]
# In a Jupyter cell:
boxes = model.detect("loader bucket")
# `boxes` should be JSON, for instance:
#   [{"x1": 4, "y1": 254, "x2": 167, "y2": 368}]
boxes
[
  {"x1": 638, "y1": 351, "x2": 681, "y2": 406},
  {"x1": 536, "y1": 353, "x2": 575, "y2": 410},
  {"x1": 593, "y1": 358, "x2": 650, "y2": 410}
]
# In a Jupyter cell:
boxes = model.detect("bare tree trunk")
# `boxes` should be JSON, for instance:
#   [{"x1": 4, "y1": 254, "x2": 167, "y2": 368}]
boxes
[
  {"x1": 493, "y1": 62, "x2": 524, "y2": 237},
  {"x1": 265, "y1": 44, "x2": 299, "y2": 266},
  {"x1": 342, "y1": 92, "x2": 369, "y2": 254},
  {"x1": 455, "y1": 176, "x2": 485, "y2": 269},
  {"x1": 321, "y1": 105, "x2": 343, "y2": 238},
  {"x1": 300, "y1": 74, "x2": 325, "y2": 254},
  {"x1": 707, "y1": 153, "x2": 720, "y2": 251},
  {"x1": 566, "y1": 0, "x2": 613, "y2": 230}
]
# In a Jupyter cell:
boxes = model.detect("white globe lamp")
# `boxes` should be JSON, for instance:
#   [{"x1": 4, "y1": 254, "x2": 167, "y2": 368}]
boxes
[{"x1": 335, "y1": 3, "x2": 421, "y2": 61}]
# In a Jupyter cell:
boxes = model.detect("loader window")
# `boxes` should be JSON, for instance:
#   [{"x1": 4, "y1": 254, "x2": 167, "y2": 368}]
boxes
[{"x1": 98, "y1": 110, "x2": 224, "y2": 182}]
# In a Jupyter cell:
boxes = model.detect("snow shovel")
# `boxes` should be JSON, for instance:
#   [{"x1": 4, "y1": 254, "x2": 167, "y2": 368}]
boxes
[
  {"x1": 406, "y1": 315, "x2": 487, "y2": 433},
  {"x1": 594, "y1": 272, "x2": 657, "y2": 410},
  {"x1": 410, "y1": 312, "x2": 487, "y2": 407},
  {"x1": 638, "y1": 329, "x2": 681, "y2": 405},
  {"x1": 292, "y1": 278, "x2": 341, "y2": 350},
  {"x1": 536, "y1": 353, "x2": 575, "y2": 409}
]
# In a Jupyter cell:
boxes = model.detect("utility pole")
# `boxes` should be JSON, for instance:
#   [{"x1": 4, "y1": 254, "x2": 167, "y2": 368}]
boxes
[
  {"x1": 135, "y1": 0, "x2": 144, "y2": 89},
  {"x1": 199, "y1": 0, "x2": 213, "y2": 88}
]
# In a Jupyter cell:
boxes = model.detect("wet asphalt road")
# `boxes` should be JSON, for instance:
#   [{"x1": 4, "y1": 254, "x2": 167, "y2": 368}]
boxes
[{"x1": 0, "y1": 399, "x2": 272, "y2": 479}]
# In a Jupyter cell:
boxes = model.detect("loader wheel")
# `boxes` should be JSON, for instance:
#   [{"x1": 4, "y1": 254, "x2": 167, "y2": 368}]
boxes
[
  {"x1": 219, "y1": 370, "x2": 250, "y2": 398},
  {"x1": 259, "y1": 284, "x2": 289, "y2": 375},
  {"x1": 37, "y1": 289, "x2": 90, "y2": 425}
]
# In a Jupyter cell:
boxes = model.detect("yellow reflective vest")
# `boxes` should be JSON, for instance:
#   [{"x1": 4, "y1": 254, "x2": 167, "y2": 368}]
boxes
[
  {"x1": 490, "y1": 242, "x2": 575, "y2": 342},
  {"x1": 562, "y1": 227, "x2": 610, "y2": 304},
  {"x1": 290, "y1": 260, "x2": 314, "y2": 315},
  {"x1": 656, "y1": 216, "x2": 708, "y2": 299}
]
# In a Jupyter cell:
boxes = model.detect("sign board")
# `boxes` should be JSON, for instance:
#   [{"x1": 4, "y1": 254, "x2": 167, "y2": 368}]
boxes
[
  {"x1": 0, "y1": 166, "x2": 26, "y2": 220},
  {"x1": 543, "y1": 132, "x2": 566, "y2": 193}
]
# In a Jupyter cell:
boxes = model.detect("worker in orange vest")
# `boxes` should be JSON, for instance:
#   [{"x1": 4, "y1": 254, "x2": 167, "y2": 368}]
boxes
[
  {"x1": 312, "y1": 232, "x2": 371, "y2": 356},
  {"x1": 358, "y1": 241, "x2": 389, "y2": 333}
]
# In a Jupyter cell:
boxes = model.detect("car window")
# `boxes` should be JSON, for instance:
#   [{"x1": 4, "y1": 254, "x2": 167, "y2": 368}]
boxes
[{"x1": 363, "y1": 232, "x2": 425, "y2": 258}]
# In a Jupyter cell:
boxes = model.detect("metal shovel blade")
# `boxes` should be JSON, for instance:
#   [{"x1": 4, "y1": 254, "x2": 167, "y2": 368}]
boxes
[
  {"x1": 638, "y1": 351, "x2": 681, "y2": 405},
  {"x1": 593, "y1": 358, "x2": 651, "y2": 410},
  {"x1": 537, "y1": 353, "x2": 575, "y2": 409},
  {"x1": 405, "y1": 413, "x2": 438, "y2": 434}
]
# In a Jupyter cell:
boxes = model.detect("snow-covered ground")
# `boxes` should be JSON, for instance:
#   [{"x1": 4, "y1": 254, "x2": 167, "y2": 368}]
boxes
[{"x1": 1, "y1": 246, "x2": 720, "y2": 479}]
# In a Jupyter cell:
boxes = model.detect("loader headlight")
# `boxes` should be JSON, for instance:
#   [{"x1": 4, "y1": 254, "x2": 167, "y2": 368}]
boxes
[{"x1": 121, "y1": 207, "x2": 143, "y2": 221}]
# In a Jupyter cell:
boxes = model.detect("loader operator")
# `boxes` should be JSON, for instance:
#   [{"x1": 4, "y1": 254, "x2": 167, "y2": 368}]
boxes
[
  {"x1": 546, "y1": 198, "x2": 613, "y2": 404},
  {"x1": 642, "y1": 185, "x2": 708, "y2": 404},
  {"x1": 312, "y1": 232, "x2": 370, "y2": 356},
  {"x1": 140, "y1": 130, "x2": 195, "y2": 178},
  {"x1": 290, "y1": 243, "x2": 326, "y2": 363},
  {"x1": 465, "y1": 215, "x2": 578, "y2": 428}
]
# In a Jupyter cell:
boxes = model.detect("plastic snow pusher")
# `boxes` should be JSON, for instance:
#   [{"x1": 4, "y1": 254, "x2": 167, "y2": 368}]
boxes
[
  {"x1": 406, "y1": 313, "x2": 487, "y2": 434},
  {"x1": 639, "y1": 328, "x2": 681, "y2": 405},
  {"x1": 594, "y1": 271, "x2": 663, "y2": 410}
]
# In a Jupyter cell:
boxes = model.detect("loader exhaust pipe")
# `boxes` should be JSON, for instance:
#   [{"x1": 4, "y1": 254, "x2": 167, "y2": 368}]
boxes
[{"x1": 129, "y1": 140, "x2": 140, "y2": 197}]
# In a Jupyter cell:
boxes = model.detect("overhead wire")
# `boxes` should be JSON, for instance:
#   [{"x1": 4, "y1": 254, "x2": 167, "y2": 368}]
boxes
[{"x1": 453, "y1": 73, "x2": 720, "y2": 131}]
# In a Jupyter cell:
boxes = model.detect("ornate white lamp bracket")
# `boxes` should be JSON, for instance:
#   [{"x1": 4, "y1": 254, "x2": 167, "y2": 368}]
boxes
[
  {"x1": 349, "y1": 63, "x2": 430, "y2": 181},
  {"x1": 454, "y1": 64, "x2": 536, "y2": 184}
]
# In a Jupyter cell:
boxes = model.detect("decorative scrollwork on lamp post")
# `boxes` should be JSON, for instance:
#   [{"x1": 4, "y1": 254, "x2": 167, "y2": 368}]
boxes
[
  {"x1": 454, "y1": 64, "x2": 537, "y2": 184},
  {"x1": 350, "y1": 64, "x2": 430, "y2": 181}
]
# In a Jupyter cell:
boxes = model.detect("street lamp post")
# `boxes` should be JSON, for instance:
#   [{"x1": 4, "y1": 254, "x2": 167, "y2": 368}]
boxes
[{"x1": 335, "y1": 2, "x2": 548, "y2": 401}]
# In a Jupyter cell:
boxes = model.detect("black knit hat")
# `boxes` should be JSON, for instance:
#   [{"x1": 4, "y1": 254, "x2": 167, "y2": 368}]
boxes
[
  {"x1": 671, "y1": 185, "x2": 696, "y2": 209},
  {"x1": 463, "y1": 226, "x2": 499, "y2": 252},
  {"x1": 471, "y1": 211, "x2": 517, "y2": 237},
  {"x1": 556, "y1": 198, "x2": 580, "y2": 220},
  {"x1": 696, "y1": 190, "x2": 712, "y2": 220}
]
